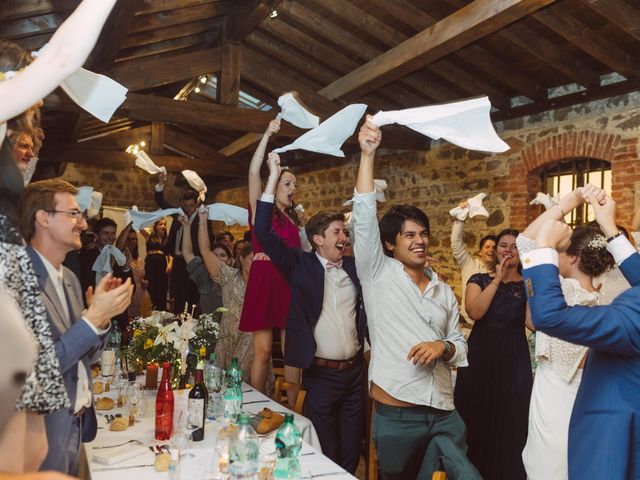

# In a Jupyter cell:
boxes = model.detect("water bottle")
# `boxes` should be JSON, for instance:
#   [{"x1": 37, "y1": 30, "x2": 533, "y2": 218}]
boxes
[
  {"x1": 109, "y1": 320, "x2": 121, "y2": 351},
  {"x1": 228, "y1": 413, "x2": 259, "y2": 478},
  {"x1": 204, "y1": 353, "x2": 222, "y2": 419},
  {"x1": 273, "y1": 414, "x2": 302, "y2": 479},
  {"x1": 223, "y1": 357, "x2": 243, "y2": 421}
]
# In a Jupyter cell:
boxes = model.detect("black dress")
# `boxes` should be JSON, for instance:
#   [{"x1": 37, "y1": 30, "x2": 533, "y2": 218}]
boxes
[
  {"x1": 454, "y1": 273, "x2": 532, "y2": 480},
  {"x1": 145, "y1": 236, "x2": 169, "y2": 311}
]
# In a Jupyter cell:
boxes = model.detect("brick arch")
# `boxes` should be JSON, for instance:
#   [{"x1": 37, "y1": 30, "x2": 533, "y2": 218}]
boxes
[{"x1": 521, "y1": 131, "x2": 621, "y2": 174}]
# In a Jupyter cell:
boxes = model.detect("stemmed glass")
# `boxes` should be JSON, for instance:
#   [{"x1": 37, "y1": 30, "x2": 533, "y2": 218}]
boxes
[{"x1": 126, "y1": 382, "x2": 143, "y2": 425}]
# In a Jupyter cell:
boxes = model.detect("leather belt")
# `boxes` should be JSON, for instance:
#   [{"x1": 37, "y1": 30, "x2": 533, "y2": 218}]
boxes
[
  {"x1": 147, "y1": 249, "x2": 165, "y2": 255},
  {"x1": 73, "y1": 406, "x2": 87, "y2": 417},
  {"x1": 312, "y1": 355, "x2": 358, "y2": 370}
]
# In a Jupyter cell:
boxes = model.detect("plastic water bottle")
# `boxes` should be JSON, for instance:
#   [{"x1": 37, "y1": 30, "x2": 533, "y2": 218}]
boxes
[
  {"x1": 223, "y1": 357, "x2": 243, "y2": 421},
  {"x1": 228, "y1": 413, "x2": 259, "y2": 478},
  {"x1": 204, "y1": 353, "x2": 223, "y2": 419},
  {"x1": 273, "y1": 414, "x2": 302, "y2": 479}
]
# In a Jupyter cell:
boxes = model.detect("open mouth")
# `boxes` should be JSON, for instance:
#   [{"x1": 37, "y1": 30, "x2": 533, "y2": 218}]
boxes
[
  {"x1": 410, "y1": 246, "x2": 426, "y2": 256},
  {"x1": 336, "y1": 243, "x2": 345, "y2": 252}
]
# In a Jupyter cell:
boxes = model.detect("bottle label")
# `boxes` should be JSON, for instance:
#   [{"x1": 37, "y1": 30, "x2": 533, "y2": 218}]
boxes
[
  {"x1": 187, "y1": 399, "x2": 204, "y2": 428},
  {"x1": 223, "y1": 397, "x2": 242, "y2": 419}
]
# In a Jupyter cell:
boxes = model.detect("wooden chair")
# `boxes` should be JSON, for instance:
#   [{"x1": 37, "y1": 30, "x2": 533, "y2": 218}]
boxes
[
  {"x1": 273, "y1": 376, "x2": 306, "y2": 415},
  {"x1": 432, "y1": 472, "x2": 447, "y2": 480}
]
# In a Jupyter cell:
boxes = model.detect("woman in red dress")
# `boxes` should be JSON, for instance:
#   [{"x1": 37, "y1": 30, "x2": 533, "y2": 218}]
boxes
[{"x1": 240, "y1": 118, "x2": 301, "y2": 392}]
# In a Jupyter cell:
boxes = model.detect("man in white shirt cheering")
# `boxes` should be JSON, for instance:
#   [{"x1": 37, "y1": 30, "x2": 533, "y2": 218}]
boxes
[{"x1": 353, "y1": 117, "x2": 481, "y2": 479}]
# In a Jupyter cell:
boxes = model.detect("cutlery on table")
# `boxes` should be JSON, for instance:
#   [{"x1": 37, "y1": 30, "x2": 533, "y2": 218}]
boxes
[
  {"x1": 241, "y1": 400, "x2": 270, "y2": 406},
  {"x1": 304, "y1": 472, "x2": 347, "y2": 479},
  {"x1": 93, "y1": 464, "x2": 154, "y2": 472},
  {"x1": 93, "y1": 439, "x2": 141, "y2": 450}
]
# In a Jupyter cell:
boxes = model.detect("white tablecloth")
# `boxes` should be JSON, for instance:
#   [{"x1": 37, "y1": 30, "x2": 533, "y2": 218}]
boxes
[{"x1": 84, "y1": 380, "x2": 354, "y2": 479}]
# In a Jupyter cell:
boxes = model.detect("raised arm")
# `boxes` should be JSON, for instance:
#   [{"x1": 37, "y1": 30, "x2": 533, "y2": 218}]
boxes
[
  {"x1": 179, "y1": 215, "x2": 195, "y2": 264},
  {"x1": 248, "y1": 119, "x2": 280, "y2": 223},
  {"x1": 0, "y1": 0, "x2": 118, "y2": 123},
  {"x1": 115, "y1": 221, "x2": 132, "y2": 252},
  {"x1": 450, "y1": 208, "x2": 473, "y2": 268},
  {"x1": 355, "y1": 116, "x2": 379, "y2": 195},
  {"x1": 154, "y1": 172, "x2": 174, "y2": 209},
  {"x1": 196, "y1": 207, "x2": 222, "y2": 279}
]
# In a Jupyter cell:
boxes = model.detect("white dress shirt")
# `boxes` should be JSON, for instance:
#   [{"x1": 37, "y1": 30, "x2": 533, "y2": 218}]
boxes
[
  {"x1": 35, "y1": 250, "x2": 103, "y2": 414},
  {"x1": 352, "y1": 191, "x2": 467, "y2": 410},
  {"x1": 313, "y1": 253, "x2": 360, "y2": 360}
]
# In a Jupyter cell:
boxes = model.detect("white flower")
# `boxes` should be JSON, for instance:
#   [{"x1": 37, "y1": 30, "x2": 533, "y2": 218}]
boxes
[
  {"x1": 173, "y1": 317, "x2": 197, "y2": 352},
  {"x1": 154, "y1": 322, "x2": 179, "y2": 346}
]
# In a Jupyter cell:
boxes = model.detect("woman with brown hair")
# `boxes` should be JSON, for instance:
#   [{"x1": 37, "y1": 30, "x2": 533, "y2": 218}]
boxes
[{"x1": 144, "y1": 219, "x2": 170, "y2": 311}]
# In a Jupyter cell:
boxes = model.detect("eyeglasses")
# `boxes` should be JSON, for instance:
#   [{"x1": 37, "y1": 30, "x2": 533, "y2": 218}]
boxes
[{"x1": 44, "y1": 209, "x2": 86, "y2": 221}]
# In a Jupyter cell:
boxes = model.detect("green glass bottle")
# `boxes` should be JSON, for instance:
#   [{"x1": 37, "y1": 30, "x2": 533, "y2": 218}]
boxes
[{"x1": 273, "y1": 414, "x2": 302, "y2": 479}]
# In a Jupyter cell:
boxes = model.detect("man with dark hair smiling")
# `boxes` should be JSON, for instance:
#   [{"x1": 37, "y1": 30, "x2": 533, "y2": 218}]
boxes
[
  {"x1": 352, "y1": 117, "x2": 480, "y2": 480},
  {"x1": 253, "y1": 152, "x2": 366, "y2": 474}
]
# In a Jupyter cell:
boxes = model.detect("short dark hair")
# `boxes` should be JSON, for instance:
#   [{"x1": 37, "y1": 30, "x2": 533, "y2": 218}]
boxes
[
  {"x1": 94, "y1": 217, "x2": 117, "y2": 235},
  {"x1": 182, "y1": 190, "x2": 199, "y2": 203},
  {"x1": 305, "y1": 212, "x2": 345, "y2": 251},
  {"x1": 479, "y1": 234, "x2": 497, "y2": 250},
  {"x1": 496, "y1": 228, "x2": 519, "y2": 244},
  {"x1": 211, "y1": 242, "x2": 231, "y2": 258},
  {"x1": 378, "y1": 205, "x2": 430, "y2": 257},
  {"x1": 238, "y1": 243, "x2": 253, "y2": 260},
  {"x1": 243, "y1": 230, "x2": 252, "y2": 243}
]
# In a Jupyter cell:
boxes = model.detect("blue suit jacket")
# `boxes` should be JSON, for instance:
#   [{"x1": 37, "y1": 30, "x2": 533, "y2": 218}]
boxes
[
  {"x1": 27, "y1": 247, "x2": 107, "y2": 473},
  {"x1": 524, "y1": 252, "x2": 640, "y2": 479},
  {"x1": 254, "y1": 200, "x2": 366, "y2": 369}
]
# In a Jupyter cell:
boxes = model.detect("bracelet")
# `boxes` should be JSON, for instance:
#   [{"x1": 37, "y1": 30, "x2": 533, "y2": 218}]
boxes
[{"x1": 607, "y1": 231, "x2": 623, "y2": 243}]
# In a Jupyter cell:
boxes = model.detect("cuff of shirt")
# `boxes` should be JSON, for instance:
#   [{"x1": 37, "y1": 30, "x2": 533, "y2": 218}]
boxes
[
  {"x1": 154, "y1": 184, "x2": 164, "y2": 192},
  {"x1": 608, "y1": 235, "x2": 636, "y2": 265},
  {"x1": 260, "y1": 193, "x2": 275, "y2": 203},
  {"x1": 82, "y1": 317, "x2": 110, "y2": 336},
  {"x1": 521, "y1": 247, "x2": 558, "y2": 270},
  {"x1": 353, "y1": 189, "x2": 376, "y2": 200}
]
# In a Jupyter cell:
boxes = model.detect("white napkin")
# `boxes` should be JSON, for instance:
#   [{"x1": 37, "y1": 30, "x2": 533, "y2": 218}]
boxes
[
  {"x1": 276, "y1": 92, "x2": 319, "y2": 129},
  {"x1": 182, "y1": 170, "x2": 207, "y2": 202},
  {"x1": 207, "y1": 203, "x2": 249, "y2": 227},
  {"x1": 92, "y1": 444, "x2": 149, "y2": 466},
  {"x1": 371, "y1": 97, "x2": 509, "y2": 153},
  {"x1": 87, "y1": 191, "x2": 103, "y2": 219},
  {"x1": 92, "y1": 245, "x2": 127, "y2": 285},
  {"x1": 529, "y1": 192, "x2": 559, "y2": 210},
  {"x1": 22, "y1": 156, "x2": 39, "y2": 185},
  {"x1": 343, "y1": 179, "x2": 387, "y2": 206},
  {"x1": 135, "y1": 151, "x2": 166, "y2": 175},
  {"x1": 449, "y1": 193, "x2": 489, "y2": 220},
  {"x1": 76, "y1": 187, "x2": 103, "y2": 219},
  {"x1": 273, "y1": 104, "x2": 367, "y2": 157},
  {"x1": 128, "y1": 208, "x2": 182, "y2": 232}
]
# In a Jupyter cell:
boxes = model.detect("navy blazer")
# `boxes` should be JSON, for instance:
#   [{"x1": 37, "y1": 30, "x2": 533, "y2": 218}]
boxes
[
  {"x1": 27, "y1": 247, "x2": 108, "y2": 472},
  {"x1": 254, "y1": 200, "x2": 366, "y2": 369},
  {"x1": 155, "y1": 189, "x2": 201, "y2": 257},
  {"x1": 524, "y1": 251, "x2": 640, "y2": 479}
]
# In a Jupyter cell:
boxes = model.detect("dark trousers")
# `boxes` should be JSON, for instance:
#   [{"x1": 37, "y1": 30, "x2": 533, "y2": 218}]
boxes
[
  {"x1": 302, "y1": 355, "x2": 365, "y2": 474},
  {"x1": 170, "y1": 255, "x2": 199, "y2": 314},
  {"x1": 373, "y1": 402, "x2": 482, "y2": 480}
]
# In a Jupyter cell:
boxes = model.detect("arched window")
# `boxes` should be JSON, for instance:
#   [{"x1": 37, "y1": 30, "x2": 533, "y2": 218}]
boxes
[{"x1": 540, "y1": 157, "x2": 611, "y2": 226}]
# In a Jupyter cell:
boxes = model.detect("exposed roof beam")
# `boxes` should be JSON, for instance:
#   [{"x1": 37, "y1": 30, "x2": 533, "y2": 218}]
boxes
[
  {"x1": 0, "y1": 0, "x2": 78, "y2": 21},
  {"x1": 318, "y1": 0, "x2": 557, "y2": 101},
  {"x1": 130, "y1": 2, "x2": 230, "y2": 34},
  {"x1": 0, "y1": 12, "x2": 65, "y2": 39},
  {"x1": 217, "y1": 37, "x2": 241, "y2": 105},
  {"x1": 581, "y1": 0, "x2": 640, "y2": 42},
  {"x1": 225, "y1": 0, "x2": 283, "y2": 41},
  {"x1": 106, "y1": 47, "x2": 221, "y2": 91},
  {"x1": 136, "y1": 0, "x2": 230, "y2": 16}
]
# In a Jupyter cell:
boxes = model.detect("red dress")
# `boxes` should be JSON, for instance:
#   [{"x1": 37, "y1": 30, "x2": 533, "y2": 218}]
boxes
[{"x1": 239, "y1": 208, "x2": 301, "y2": 332}]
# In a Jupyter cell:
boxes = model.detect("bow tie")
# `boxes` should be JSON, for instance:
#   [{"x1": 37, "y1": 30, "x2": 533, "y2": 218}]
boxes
[{"x1": 326, "y1": 260, "x2": 343, "y2": 270}]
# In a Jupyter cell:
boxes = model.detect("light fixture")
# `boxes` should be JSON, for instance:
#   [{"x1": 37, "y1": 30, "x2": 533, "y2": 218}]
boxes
[
  {"x1": 200, "y1": 76, "x2": 207, "y2": 84},
  {"x1": 139, "y1": 140, "x2": 146, "y2": 147},
  {"x1": 125, "y1": 140, "x2": 146, "y2": 155},
  {"x1": 269, "y1": 9, "x2": 278, "y2": 18},
  {"x1": 194, "y1": 86, "x2": 201, "y2": 93}
]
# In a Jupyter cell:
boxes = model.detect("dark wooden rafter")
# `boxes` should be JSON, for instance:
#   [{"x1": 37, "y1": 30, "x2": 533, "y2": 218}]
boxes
[
  {"x1": 224, "y1": 0, "x2": 283, "y2": 41},
  {"x1": 150, "y1": 122, "x2": 165, "y2": 155},
  {"x1": 0, "y1": 0, "x2": 79, "y2": 21},
  {"x1": 581, "y1": 0, "x2": 640, "y2": 42},
  {"x1": 130, "y1": 2, "x2": 230, "y2": 34},
  {"x1": 86, "y1": 0, "x2": 141, "y2": 71},
  {"x1": 217, "y1": 37, "x2": 241, "y2": 105},
  {"x1": 0, "y1": 12, "x2": 65, "y2": 40},
  {"x1": 136, "y1": 0, "x2": 232, "y2": 16},
  {"x1": 319, "y1": 0, "x2": 557, "y2": 101}
]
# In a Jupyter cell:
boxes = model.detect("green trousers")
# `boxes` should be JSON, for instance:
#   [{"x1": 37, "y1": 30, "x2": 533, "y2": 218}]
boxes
[{"x1": 372, "y1": 402, "x2": 482, "y2": 480}]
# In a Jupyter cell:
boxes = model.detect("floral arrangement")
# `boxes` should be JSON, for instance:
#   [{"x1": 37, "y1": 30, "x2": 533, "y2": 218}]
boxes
[{"x1": 127, "y1": 307, "x2": 224, "y2": 374}]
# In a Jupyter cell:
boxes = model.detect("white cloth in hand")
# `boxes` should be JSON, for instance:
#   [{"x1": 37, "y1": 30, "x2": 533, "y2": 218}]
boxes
[
  {"x1": 273, "y1": 104, "x2": 367, "y2": 157},
  {"x1": 129, "y1": 208, "x2": 183, "y2": 232},
  {"x1": 182, "y1": 169, "x2": 207, "y2": 202},
  {"x1": 449, "y1": 193, "x2": 489, "y2": 220},
  {"x1": 92, "y1": 245, "x2": 127, "y2": 285},
  {"x1": 135, "y1": 151, "x2": 166, "y2": 175},
  {"x1": 370, "y1": 97, "x2": 509, "y2": 153},
  {"x1": 529, "y1": 192, "x2": 559, "y2": 210},
  {"x1": 343, "y1": 179, "x2": 387, "y2": 206},
  {"x1": 207, "y1": 203, "x2": 249, "y2": 226},
  {"x1": 76, "y1": 186, "x2": 103, "y2": 219},
  {"x1": 276, "y1": 92, "x2": 319, "y2": 129}
]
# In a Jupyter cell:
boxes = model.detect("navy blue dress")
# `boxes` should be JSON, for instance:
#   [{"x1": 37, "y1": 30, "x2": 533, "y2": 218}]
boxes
[{"x1": 454, "y1": 273, "x2": 532, "y2": 480}]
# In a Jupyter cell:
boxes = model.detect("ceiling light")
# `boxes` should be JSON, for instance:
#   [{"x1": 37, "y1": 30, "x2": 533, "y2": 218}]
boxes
[
  {"x1": 194, "y1": 87, "x2": 201, "y2": 93},
  {"x1": 200, "y1": 76, "x2": 207, "y2": 84},
  {"x1": 139, "y1": 140, "x2": 146, "y2": 147},
  {"x1": 269, "y1": 9, "x2": 278, "y2": 18}
]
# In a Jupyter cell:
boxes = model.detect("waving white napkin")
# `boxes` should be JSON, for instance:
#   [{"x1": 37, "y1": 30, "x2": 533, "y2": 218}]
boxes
[
  {"x1": 449, "y1": 193, "x2": 489, "y2": 221},
  {"x1": 529, "y1": 192, "x2": 559, "y2": 210},
  {"x1": 371, "y1": 97, "x2": 509, "y2": 153},
  {"x1": 343, "y1": 179, "x2": 387, "y2": 206},
  {"x1": 22, "y1": 156, "x2": 39, "y2": 185},
  {"x1": 206, "y1": 203, "x2": 249, "y2": 227},
  {"x1": 276, "y1": 92, "x2": 319, "y2": 129},
  {"x1": 76, "y1": 186, "x2": 103, "y2": 219},
  {"x1": 182, "y1": 169, "x2": 207, "y2": 202},
  {"x1": 135, "y1": 151, "x2": 166, "y2": 175},
  {"x1": 273, "y1": 104, "x2": 367, "y2": 157},
  {"x1": 92, "y1": 245, "x2": 127, "y2": 285},
  {"x1": 92, "y1": 444, "x2": 149, "y2": 466},
  {"x1": 128, "y1": 207, "x2": 183, "y2": 232}
]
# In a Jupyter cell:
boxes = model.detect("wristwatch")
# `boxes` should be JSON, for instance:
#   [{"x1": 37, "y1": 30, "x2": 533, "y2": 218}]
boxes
[
  {"x1": 607, "y1": 231, "x2": 623, "y2": 243},
  {"x1": 441, "y1": 340, "x2": 453, "y2": 358}
]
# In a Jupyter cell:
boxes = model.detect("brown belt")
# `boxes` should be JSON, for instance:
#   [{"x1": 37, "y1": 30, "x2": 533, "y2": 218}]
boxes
[
  {"x1": 147, "y1": 250, "x2": 165, "y2": 255},
  {"x1": 312, "y1": 355, "x2": 358, "y2": 370}
]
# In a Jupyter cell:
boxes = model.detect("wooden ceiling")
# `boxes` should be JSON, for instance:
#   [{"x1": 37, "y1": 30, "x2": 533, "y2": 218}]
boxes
[{"x1": 3, "y1": 0, "x2": 640, "y2": 189}]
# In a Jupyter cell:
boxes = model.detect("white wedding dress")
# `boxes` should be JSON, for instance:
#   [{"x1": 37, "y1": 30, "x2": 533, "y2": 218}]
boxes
[{"x1": 518, "y1": 236, "x2": 603, "y2": 480}]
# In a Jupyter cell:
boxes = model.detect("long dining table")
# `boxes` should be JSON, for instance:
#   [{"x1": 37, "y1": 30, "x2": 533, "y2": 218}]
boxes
[{"x1": 82, "y1": 379, "x2": 356, "y2": 480}]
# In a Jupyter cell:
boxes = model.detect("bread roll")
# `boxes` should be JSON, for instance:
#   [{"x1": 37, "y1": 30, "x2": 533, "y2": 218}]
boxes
[
  {"x1": 109, "y1": 417, "x2": 128, "y2": 431},
  {"x1": 92, "y1": 382, "x2": 104, "y2": 394},
  {"x1": 95, "y1": 397, "x2": 114, "y2": 410},
  {"x1": 154, "y1": 453, "x2": 171, "y2": 472}
]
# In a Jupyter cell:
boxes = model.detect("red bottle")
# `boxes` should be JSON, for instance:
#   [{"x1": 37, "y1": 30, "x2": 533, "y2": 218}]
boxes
[{"x1": 155, "y1": 361, "x2": 174, "y2": 440}]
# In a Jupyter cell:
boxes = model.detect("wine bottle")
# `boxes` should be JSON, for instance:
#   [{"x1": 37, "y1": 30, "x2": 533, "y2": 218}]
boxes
[{"x1": 188, "y1": 349, "x2": 208, "y2": 441}]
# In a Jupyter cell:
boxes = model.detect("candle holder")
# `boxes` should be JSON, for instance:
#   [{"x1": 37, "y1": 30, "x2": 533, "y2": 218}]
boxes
[{"x1": 145, "y1": 362, "x2": 159, "y2": 389}]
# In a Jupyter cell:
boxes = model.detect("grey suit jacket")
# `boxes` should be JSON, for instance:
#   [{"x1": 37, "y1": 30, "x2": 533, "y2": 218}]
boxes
[{"x1": 27, "y1": 247, "x2": 107, "y2": 472}]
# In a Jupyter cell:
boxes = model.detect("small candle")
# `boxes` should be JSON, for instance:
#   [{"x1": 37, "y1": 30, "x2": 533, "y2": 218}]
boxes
[{"x1": 145, "y1": 362, "x2": 159, "y2": 389}]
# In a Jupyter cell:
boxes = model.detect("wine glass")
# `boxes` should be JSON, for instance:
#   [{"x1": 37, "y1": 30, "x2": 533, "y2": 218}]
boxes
[{"x1": 126, "y1": 382, "x2": 143, "y2": 424}]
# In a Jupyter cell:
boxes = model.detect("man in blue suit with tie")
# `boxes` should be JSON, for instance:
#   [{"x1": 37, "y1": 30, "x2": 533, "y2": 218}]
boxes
[
  {"x1": 19, "y1": 179, "x2": 133, "y2": 475},
  {"x1": 522, "y1": 191, "x2": 640, "y2": 479},
  {"x1": 254, "y1": 153, "x2": 366, "y2": 474}
]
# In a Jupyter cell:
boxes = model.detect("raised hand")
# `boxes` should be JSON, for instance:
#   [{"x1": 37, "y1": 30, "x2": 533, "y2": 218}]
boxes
[
  {"x1": 178, "y1": 214, "x2": 190, "y2": 227},
  {"x1": 158, "y1": 171, "x2": 167, "y2": 186},
  {"x1": 588, "y1": 194, "x2": 617, "y2": 237},
  {"x1": 358, "y1": 115, "x2": 382, "y2": 155},
  {"x1": 197, "y1": 205, "x2": 208, "y2": 223},
  {"x1": 267, "y1": 118, "x2": 281, "y2": 136},
  {"x1": 535, "y1": 219, "x2": 572, "y2": 251},
  {"x1": 267, "y1": 152, "x2": 281, "y2": 178}
]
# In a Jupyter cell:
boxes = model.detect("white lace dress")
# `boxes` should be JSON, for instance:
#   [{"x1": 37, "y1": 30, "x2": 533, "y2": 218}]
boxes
[{"x1": 517, "y1": 235, "x2": 603, "y2": 480}]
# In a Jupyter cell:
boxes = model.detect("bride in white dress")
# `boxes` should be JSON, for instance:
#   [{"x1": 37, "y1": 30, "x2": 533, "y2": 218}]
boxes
[{"x1": 518, "y1": 185, "x2": 615, "y2": 480}]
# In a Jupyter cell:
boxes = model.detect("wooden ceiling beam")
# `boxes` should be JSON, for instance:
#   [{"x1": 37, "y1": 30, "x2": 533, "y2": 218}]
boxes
[
  {"x1": 318, "y1": 0, "x2": 557, "y2": 101},
  {"x1": 39, "y1": 147, "x2": 244, "y2": 177},
  {"x1": 225, "y1": 0, "x2": 282, "y2": 41},
  {"x1": 163, "y1": 126, "x2": 233, "y2": 164},
  {"x1": 116, "y1": 34, "x2": 211, "y2": 64},
  {"x1": 217, "y1": 37, "x2": 241, "y2": 105},
  {"x1": 581, "y1": 0, "x2": 640, "y2": 42},
  {"x1": 0, "y1": 12, "x2": 65, "y2": 40},
  {"x1": 130, "y1": 2, "x2": 229, "y2": 34},
  {"x1": 137, "y1": 0, "x2": 230, "y2": 16},
  {"x1": 0, "y1": 0, "x2": 79, "y2": 21},
  {"x1": 106, "y1": 47, "x2": 221, "y2": 91},
  {"x1": 121, "y1": 18, "x2": 213, "y2": 48},
  {"x1": 76, "y1": 125, "x2": 151, "y2": 148},
  {"x1": 86, "y1": 0, "x2": 141, "y2": 71},
  {"x1": 532, "y1": 6, "x2": 639, "y2": 78},
  {"x1": 150, "y1": 122, "x2": 165, "y2": 155}
]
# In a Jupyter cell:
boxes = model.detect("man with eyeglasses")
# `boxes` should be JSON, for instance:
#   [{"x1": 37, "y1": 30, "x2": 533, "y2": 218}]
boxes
[{"x1": 18, "y1": 179, "x2": 133, "y2": 475}]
